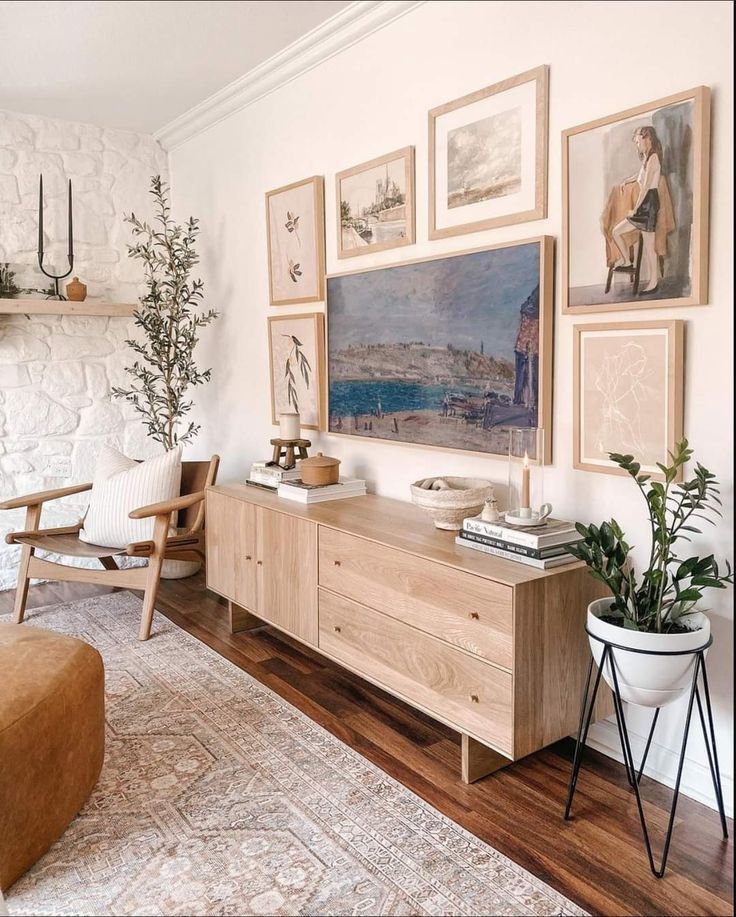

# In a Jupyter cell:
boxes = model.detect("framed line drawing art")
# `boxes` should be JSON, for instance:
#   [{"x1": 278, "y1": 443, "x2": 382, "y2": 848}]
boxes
[
  {"x1": 268, "y1": 312, "x2": 326, "y2": 430},
  {"x1": 573, "y1": 320, "x2": 684, "y2": 479},
  {"x1": 428, "y1": 65, "x2": 548, "y2": 240},
  {"x1": 562, "y1": 86, "x2": 710, "y2": 314},
  {"x1": 326, "y1": 237, "x2": 554, "y2": 461},
  {"x1": 336, "y1": 146, "x2": 415, "y2": 259},
  {"x1": 266, "y1": 176, "x2": 326, "y2": 306}
]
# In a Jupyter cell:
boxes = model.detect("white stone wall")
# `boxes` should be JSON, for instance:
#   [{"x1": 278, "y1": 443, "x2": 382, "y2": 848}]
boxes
[{"x1": 0, "y1": 109, "x2": 169, "y2": 589}]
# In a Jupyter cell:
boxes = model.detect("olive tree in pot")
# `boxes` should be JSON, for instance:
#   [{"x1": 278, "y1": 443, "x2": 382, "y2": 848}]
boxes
[
  {"x1": 569, "y1": 440, "x2": 733, "y2": 708},
  {"x1": 113, "y1": 176, "x2": 218, "y2": 578}
]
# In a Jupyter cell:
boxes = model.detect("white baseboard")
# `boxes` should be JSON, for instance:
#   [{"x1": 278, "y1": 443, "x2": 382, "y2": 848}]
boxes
[{"x1": 587, "y1": 719, "x2": 733, "y2": 818}]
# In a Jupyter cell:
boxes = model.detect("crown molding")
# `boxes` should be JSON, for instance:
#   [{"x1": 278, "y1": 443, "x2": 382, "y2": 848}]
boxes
[{"x1": 154, "y1": 0, "x2": 425, "y2": 152}]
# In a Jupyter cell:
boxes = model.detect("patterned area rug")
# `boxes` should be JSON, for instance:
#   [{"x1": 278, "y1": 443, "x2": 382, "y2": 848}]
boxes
[{"x1": 3, "y1": 593, "x2": 586, "y2": 917}]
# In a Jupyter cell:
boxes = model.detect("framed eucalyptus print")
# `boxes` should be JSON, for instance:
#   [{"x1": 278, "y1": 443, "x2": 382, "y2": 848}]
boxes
[
  {"x1": 266, "y1": 176, "x2": 326, "y2": 306},
  {"x1": 428, "y1": 66, "x2": 548, "y2": 240},
  {"x1": 562, "y1": 86, "x2": 710, "y2": 313},
  {"x1": 573, "y1": 320, "x2": 684, "y2": 479},
  {"x1": 268, "y1": 312, "x2": 325, "y2": 430}
]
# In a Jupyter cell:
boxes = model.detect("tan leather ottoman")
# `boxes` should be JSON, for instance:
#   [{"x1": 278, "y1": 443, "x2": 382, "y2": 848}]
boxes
[{"x1": 0, "y1": 624, "x2": 105, "y2": 891}]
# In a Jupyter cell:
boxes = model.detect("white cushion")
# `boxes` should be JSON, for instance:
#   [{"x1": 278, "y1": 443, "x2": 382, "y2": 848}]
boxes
[{"x1": 79, "y1": 445, "x2": 182, "y2": 548}]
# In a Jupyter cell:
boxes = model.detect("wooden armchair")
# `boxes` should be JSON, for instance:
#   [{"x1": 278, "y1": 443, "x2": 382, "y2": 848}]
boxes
[{"x1": 0, "y1": 456, "x2": 220, "y2": 641}]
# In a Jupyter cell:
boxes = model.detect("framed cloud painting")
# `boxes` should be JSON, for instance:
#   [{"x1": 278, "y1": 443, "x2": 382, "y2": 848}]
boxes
[
  {"x1": 268, "y1": 312, "x2": 325, "y2": 430},
  {"x1": 573, "y1": 321, "x2": 684, "y2": 479},
  {"x1": 327, "y1": 238, "x2": 554, "y2": 461},
  {"x1": 563, "y1": 86, "x2": 710, "y2": 313},
  {"x1": 336, "y1": 146, "x2": 415, "y2": 259},
  {"x1": 429, "y1": 66, "x2": 548, "y2": 240},
  {"x1": 266, "y1": 176, "x2": 325, "y2": 306}
]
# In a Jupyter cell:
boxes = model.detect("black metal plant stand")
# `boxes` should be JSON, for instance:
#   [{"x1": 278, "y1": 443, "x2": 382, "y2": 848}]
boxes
[{"x1": 564, "y1": 629, "x2": 728, "y2": 878}]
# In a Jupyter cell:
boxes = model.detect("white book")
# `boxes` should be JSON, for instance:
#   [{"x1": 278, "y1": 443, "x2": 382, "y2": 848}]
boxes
[
  {"x1": 455, "y1": 536, "x2": 578, "y2": 569},
  {"x1": 462, "y1": 515, "x2": 579, "y2": 548},
  {"x1": 278, "y1": 484, "x2": 367, "y2": 504}
]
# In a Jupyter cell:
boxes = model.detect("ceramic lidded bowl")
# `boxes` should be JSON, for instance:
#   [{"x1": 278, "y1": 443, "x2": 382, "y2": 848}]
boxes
[
  {"x1": 300, "y1": 452, "x2": 341, "y2": 486},
  {"x1": 410, "y1": 477, "x2": 493, "y2": 530}
]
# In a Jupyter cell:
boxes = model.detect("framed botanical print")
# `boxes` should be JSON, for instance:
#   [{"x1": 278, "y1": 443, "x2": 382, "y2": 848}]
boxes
[
  {"x1": 336, "y1": 146, "x2": 415, "y2": 259},
  {"x1": 573, "y1": 320, "x2": 684, "y2": 479},
  {"x1": 266, "y1": 176, "x2": 326, "y2": 306},
  {"x1": 562, "y1": 86, "x2": 710, "y2": 313},
  {"x1": 428, "y1": 65, "x2": 548, "y2": 240},
  {"x1": 326, "y1": 237, "x2": 554, "y2": 461},
  {"x1": 268, "y1": 312, "x2": 325, "y2": 430}
]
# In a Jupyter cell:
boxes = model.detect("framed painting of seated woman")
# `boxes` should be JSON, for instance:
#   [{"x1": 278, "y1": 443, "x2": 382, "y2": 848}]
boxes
[{"x1": 562, "y1": 86, "x2": 710, "y2": 314}]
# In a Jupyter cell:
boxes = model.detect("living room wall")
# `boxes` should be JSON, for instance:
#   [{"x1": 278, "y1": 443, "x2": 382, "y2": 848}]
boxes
[{"x1": 168, "y1": 0, "x2": 734, "y2": 812}]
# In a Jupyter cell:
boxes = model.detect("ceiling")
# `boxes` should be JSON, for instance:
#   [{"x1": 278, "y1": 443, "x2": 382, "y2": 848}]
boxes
[{"x1": 0, "y1": 0, "x2": 351, "y2": 135}]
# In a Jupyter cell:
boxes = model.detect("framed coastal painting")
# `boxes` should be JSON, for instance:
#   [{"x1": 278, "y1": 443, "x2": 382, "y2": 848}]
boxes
[
  {"x1": 562, "y1": 86, "x2": 710, "y2": 313},
  {"x1": 326, "y1": 237, "x2": 554, "y2": 461},
  {"x1": 428, "y1": 66, "x2": 548, "y2": 240},
  {"x1": 336, "y1": 146, "x2": 415, "y2": 259},
  {"x1": 573, "y1": 320, "x2": 684, "y2": 479},
  {"x1": 266, "y1": 176, "x2": 325, "y2": 306},
  {"x1": 268, "y1": 312, "x2": 325, "y2": 430}
]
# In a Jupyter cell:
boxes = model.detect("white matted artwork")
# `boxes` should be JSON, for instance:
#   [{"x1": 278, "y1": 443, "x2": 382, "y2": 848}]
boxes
[
  {"x1": 573, "y1": 321, "x2": 684, "y2": 479},
  {"x1": 268, "y1": 312, "x2": 325, "y2": 430},
  {"x1": 429, "y1": 66, "x2": 548, "y2": 240},
  {"x1": 266, "y1": 176, "x2": 325, "y2": 306}
]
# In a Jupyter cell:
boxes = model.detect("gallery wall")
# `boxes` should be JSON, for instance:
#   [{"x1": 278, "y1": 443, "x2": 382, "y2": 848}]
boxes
[{"x1": 167, "y1": 0, "x2": 734, "y2": 812}]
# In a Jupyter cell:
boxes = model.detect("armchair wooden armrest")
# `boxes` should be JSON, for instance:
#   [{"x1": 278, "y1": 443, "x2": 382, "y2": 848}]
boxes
[
  {"x1": 0, "y1": 483, "x2": 92, "y2": 511},
  {"x1": 128, "y1": 490, "x2": 205, "y2": 520},
  {"x1": 6, "y1": 522, "x2": 83, "y2": 545}
]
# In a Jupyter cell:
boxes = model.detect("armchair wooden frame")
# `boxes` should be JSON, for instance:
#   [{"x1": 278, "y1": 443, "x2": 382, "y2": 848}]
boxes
[{"x1": 0, "y1": 456, "x2": 220, "y2": 641}]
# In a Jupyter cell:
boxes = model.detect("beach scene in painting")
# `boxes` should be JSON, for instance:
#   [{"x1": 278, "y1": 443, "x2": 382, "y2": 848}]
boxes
[
  {"x1": 327, "y1": 243, "x2": 543, "y2": 456},
  {"x1": 447, "y1": 108, "x2": 522, "y2": 208},
  {"x1": 568, "y1": 99, "x2": 695, "y2": 307},
  {"x1": 340, "y1": 156, "x2": 408, "y2": 253}
]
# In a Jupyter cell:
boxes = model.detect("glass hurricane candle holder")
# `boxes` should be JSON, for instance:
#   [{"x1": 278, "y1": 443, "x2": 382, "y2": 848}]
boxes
[{"x1": 506, "y1": 427, "x2": 551, "y2": 526}]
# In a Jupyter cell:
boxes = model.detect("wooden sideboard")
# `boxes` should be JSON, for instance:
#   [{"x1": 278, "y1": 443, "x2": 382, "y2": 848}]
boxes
[{"x1": 205, "y1": 484, "x2": 611, "y2": 781}]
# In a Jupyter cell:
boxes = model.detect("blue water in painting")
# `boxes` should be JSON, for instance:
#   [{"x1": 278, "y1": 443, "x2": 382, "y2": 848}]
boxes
[{"x1": 329, "y1": 380, "x2": 480, "y2": 417}]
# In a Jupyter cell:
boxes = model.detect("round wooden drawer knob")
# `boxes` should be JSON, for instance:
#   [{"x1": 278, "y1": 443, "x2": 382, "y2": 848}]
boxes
[
  {"x1": 469, "y1": 612, "x2": 480, "y2": 620},
  {"x1": 333, "y1": 560, "x2": 341, "y2": 566},
  {"x1": 469, "y1": 694, "x2": 480, "y2": 704},
  {"x1": 256, "y1": 560, "x2": 263, "y2": 566},
  {"x1": 245, "y1": 555, "x2": 252, "y2": 561},
  {"x1": 334, "y1": 625, "x2": 342, "y2": 633}
]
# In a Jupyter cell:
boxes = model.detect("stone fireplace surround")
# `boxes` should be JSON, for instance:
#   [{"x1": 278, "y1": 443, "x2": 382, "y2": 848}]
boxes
[{"x1": 0, "y1": 109, "x2": 169, "y2": 589}]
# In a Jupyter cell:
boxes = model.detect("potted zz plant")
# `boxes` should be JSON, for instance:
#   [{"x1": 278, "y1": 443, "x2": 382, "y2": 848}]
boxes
[{"x1": 569, "y1": 440, "x2": 733, "y2": 708}]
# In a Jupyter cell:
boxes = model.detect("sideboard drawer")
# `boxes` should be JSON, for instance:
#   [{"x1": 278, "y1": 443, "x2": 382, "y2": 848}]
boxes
[
  {"x1": 319, "y1": 588, "x2": 513, "y2": 754},
  {"x1": 318, "y1": 527, "x2": 513, "y2": 669}
]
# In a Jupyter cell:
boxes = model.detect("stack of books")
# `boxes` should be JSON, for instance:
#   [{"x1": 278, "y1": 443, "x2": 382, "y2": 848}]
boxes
[
  {"x1": 277, "y1": 477, "x2": 367, "y2": 504},
  {"x1": 247, "y1": 460, "x2": 302, "y2": 490},
  {"x1": 456, "y1": 515, "x2": 582, "y2": 569}
]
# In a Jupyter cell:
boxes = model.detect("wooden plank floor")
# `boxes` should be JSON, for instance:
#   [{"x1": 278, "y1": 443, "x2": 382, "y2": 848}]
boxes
[{"x1": 2, "y1": 575, "x2": 732, "y2": 917}]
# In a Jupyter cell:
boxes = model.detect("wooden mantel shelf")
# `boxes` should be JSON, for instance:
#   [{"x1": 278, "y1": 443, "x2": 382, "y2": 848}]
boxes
[{"x1": 0, "y1": 298, "x2": 136, "y2": 317}]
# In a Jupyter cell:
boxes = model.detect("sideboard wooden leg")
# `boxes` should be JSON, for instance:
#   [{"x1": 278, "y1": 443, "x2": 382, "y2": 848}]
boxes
[
  {"x1": 461, "y1": 734, "x2": 512, "y2": 783},
  {"x1": 229, "y1": 600, "x2": 265, "y2": 634}
]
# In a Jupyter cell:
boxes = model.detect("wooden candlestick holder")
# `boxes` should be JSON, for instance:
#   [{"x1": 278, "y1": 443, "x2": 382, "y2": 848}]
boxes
[{"x1": 269, "y1": 438, "x2": 311, "y2": 470}]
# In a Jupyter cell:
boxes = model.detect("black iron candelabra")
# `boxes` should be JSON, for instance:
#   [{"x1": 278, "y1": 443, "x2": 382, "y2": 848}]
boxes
[{"x1": 37, "y1": 174, "x2": 74, "y2": 300}]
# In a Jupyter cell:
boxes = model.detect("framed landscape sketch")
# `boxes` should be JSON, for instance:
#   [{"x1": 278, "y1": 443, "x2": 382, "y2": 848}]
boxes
[
  {"x1": 266, "y1": 176, "x2": 325, "y2": 306},
  {"x1": 326, "y1": 238, "x2": 554, "y2": 461},
  {"x1": 336, "y1": 146, "x2": 415, "y2": 259},
  {"x1": 562, "y1": 86, "x2": 710, "y2": 313},
  {"x1": 573, "y1": 321, "x2": 684, "y2": 479},
  {"x1": 268, "y1": 312, "x2": 325, "y2": 430},
  {"x1": 428, "y1": 66, "x2": 548, "y2": 240}
]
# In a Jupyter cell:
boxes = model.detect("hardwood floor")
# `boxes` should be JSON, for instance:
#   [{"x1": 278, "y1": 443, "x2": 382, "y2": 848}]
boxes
[{"x1": 2, "y1": 575, "x2": 732, "y2": 916}]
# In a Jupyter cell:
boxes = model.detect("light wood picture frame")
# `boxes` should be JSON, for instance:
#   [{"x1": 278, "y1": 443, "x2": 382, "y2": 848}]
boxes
[
  {"x1": 326, "y1": 237, "x2": 554, "y2": 462},
  {"x1": 573, "y1": 320, "x2": 684, "y2": 479},
  {"x1": 336, "y1": 146, "x2": 415, "y2": 259},
  {"x1": 562, "y1": 86, "x2": 710, "y2": 314},
  {"x1": 266, "y1": 176, "x2": 326, "y2": 306},
  {"x1": 268, "y1": 311, "x2": 326, "y2": 431},
  {"x1": 428, "y1": 65, "x2": 548, "y2": 241}
]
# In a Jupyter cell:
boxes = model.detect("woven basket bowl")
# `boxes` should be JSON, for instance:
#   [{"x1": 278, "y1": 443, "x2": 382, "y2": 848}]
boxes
[{"x1": 410, "y1": 477, "x2": 493, "y2": 530}]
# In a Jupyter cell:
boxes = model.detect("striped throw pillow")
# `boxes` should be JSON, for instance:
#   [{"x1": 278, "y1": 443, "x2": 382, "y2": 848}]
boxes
[{"x1": 79, "y1": 445, "x2": 182, "y2": 549}]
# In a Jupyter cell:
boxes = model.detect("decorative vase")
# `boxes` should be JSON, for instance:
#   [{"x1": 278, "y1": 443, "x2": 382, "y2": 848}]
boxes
[
  {"x1": 279, "y1": 411, "x2": 301, "y2": 440},
  {"x1": 65, "y1": 276, "x2": 87, "y2": 302},
  {"x1": 410, "y1": 477, "x2": 493, "y2": 530},
  {"x1": 587, "y1": 597, "x2": 710, "y2": 708}
]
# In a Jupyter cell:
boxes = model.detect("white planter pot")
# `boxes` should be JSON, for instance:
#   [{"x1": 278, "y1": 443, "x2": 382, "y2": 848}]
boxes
[
  {"x1": 160, "y1": 558, "x2": 202, "y2": 580},
  {"x1": 587, "y1": 597, "x2": 710, "y2": 708}
]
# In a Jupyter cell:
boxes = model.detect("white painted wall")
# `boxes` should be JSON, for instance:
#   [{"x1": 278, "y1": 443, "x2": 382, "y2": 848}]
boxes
[
  {"x1": 0, "y1": 109, "x2": 167, "y2": 587},
  {"x1": 169, "y1": 0, "x2": 733, "y2": 814}
]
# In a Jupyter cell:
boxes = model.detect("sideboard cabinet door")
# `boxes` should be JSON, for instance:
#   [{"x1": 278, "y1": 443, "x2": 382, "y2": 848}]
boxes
[
  {"x1": 256, "y1": 507, "x2": 318, "y2": 646},
  {"x1": 206, "y1": 490, "x2": 258, "y2": 611}
]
